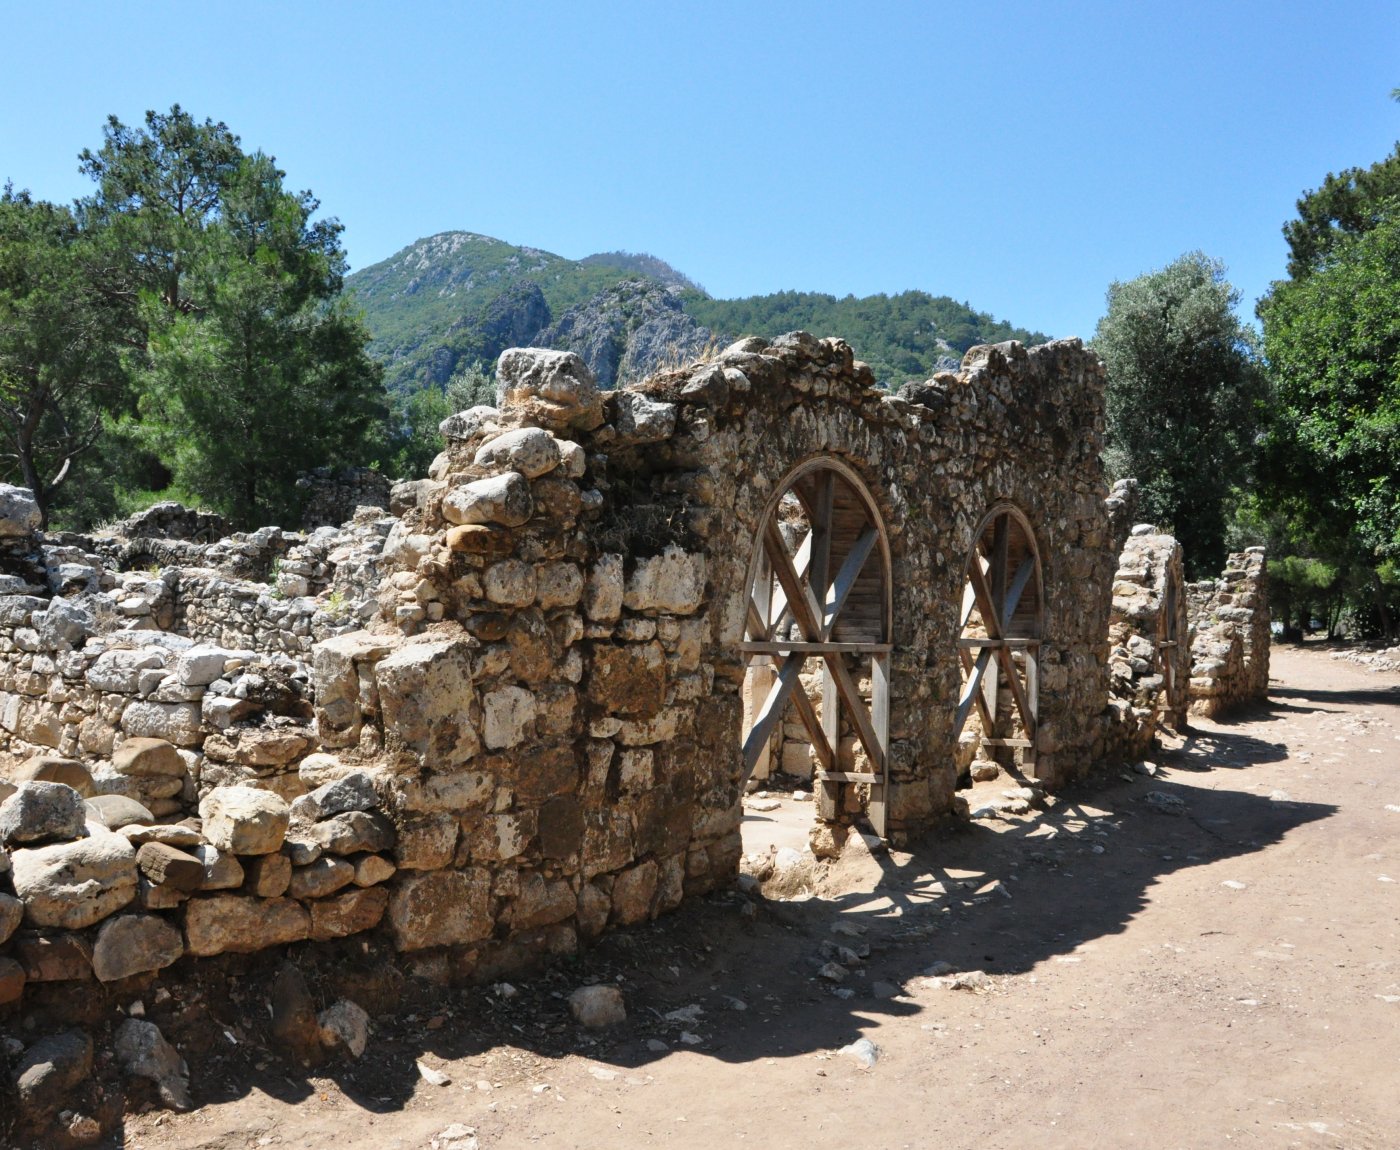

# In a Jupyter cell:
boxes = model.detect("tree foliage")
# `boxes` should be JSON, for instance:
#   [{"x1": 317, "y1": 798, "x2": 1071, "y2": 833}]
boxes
[
  {"x1": 0, "y1": 188, "x2": 129, "y2": 524},
  {"x1": 74, "y1": 107, "x2": 385, "y2": 527},
  {"x1": 1092, "y1": 252, "x2": 1266, "y2": 577}
]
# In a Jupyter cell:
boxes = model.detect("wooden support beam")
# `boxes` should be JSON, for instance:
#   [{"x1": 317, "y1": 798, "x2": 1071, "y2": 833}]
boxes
[
  {"x1": 741, "y1": 653, "x2": 805, "y2": 776},
  {"x1": 742, "y1": 640, "x2": 891, "y2": 655}
]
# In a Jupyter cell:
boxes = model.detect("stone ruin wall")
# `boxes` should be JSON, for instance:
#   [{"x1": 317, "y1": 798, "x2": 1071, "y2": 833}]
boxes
[
  {"x1": 0, "y1": 334, "x2": 1271, "y2": 1067},
  {"x1": 1186, "y1": 547, "x2": 1270, "y2": 716}
]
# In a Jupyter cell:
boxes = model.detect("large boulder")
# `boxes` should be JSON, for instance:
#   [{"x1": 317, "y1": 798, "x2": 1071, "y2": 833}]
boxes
[
  {"x1": 11, "y1": 755, "x2": 94, "y2": 796},
  {"x1": 0, "y1": 781, "x2": 87, "y2": 845},
  {"x1": 10, "y1": 834, "x2": 139, "y2": 928},
  {"x1": 114, "y1": 1018, "x2": 192, "y2": 1111},
  {"x1": 495, "y1": 347, "x2": 604, "y2": 433},
  {"x1": 184, "y1": 894, "x2": 310, "y2": 956}
]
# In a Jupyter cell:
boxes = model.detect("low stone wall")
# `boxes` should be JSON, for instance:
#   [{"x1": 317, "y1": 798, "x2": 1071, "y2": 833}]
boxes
[
  {"x1": 1187, "y1": 548, "x2": 1270, "y2": 716},
  {"x1": 296, "y1": 466, "x2": 391, "y2": 530}
]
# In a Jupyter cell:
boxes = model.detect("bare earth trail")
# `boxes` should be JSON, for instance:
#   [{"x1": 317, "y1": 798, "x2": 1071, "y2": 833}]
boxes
[{"x1": 127, "y1": 645, "x2": 1400, "y2": 1150}]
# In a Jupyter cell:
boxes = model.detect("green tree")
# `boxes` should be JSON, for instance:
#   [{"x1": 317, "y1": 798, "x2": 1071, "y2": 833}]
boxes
[
  {"x1": 1258, "y1": 212, "x2": 1400, "y2": 635},
  {"x1": 1092, "y1": 253, "x2": 1267, "y2": 577},
  {"x1": 78, "y1": 107, "x2": 385, "y2": 526},
  {"x1": 0, "y1": 188, "x2": 128, "y2": 525}
]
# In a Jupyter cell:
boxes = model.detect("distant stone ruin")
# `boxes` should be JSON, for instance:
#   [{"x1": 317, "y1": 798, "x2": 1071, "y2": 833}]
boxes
[{"x1": 0, "y1": 333, "x2": 1269, "y2": 1138}]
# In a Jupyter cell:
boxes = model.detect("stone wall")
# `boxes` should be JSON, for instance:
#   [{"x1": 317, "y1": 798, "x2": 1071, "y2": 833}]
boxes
[
  {"x1": 1187, "y1": 548, "x2": 1270, "y2": 716},
  {"x1": 0, "y1": 333, "x2": 1234, "y2": 1036}
]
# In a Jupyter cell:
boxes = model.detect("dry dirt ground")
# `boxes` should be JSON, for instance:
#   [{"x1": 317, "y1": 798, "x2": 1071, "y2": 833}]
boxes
[{"x1": 116, "y1": 643, "x2": 1400, "y2": 1150}]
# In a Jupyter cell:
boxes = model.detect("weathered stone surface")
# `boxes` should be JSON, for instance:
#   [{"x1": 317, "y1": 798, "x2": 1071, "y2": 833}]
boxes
[
  {"x1": 86, "y1": 794, "x2": 155, "y2": 830},
  {"x1": 13, "y1": 1031, "x2": 92, "y2": 1122},
  {"x1": 393, "y1": 814, "x2": 458, "y2": 870},
  {"x1": 311, "y1": 631, "x2": 396, "y2": 750},
  {"x1": 309, "y1": 885, "x2": 389, "y2": 940},
  {"x1": 0, "y1": 891, "x2": 22, "y2": 944},
  {"x1": 611, "y1": 859, "x2": 658, "y2": 925},
  {"x1": 0, "y1": 780, "x2": 87, "y2": 845},
  {"x1": 193, "y1": 843, "x2": 245, "y2": 890},
  {"x1": 137, "y1": 842, "x2": 206, "y2": 892},
  {"x1": 0, "y1": 955, "x2": 23, "y2": 1003},
  {"x1": 12, "y1": 932, "x2": 93, "y2": 980},
  {"x1": 482, "y1": 685, "x2": 536, "y2": 749},
  {"x1": 484, "y1": 558, "x2": 537, "y2": 607},
  {"x1": 288, "y1": 856, "x2": 355, "y2": 899},
  {"x1": 0, "y1": 482, "x2": 41, "y2": 536},
  {"x1": 568, "y1": 984, "x2": 625, "y2": 1028},
  {"x1": 173, "y1": 645, "x2": 231, "y2": 687},
  {"x1": 92, "y1": 913, "x2": 184, "y2": 981},
  {"x1": 475, "y1": 427, "x2": 562, "y2": 479},
  {"x1": 199, "y1": 787, "x2": 290, "y2": 855},
  {"x1": 11, "y1": 834, "x2": 138, "y2": 928},
  {"x1": 245, "y1": 852, "x2": 292, "y2": 897},
  {"x1": 352, "y1": 853, "x2": 396, "y2": 886},
  {"x1": 445, "y1": 523, "x2": 515, "y2": 556},
  {"x1": 184, "y1": 895, "x2": 310, "y2": 956},
  {"x1": 387, "y1": 868, "x2": 491, "y2": 951},
  {"x1": 623, "y1": 546, "x2": 706, "y2": 614},
  {"x1": 115, "y1": 1018, "x2": 192, "y2": 1111},
  {"x1": 511, "y1": 873, "x2": 576, "y2": 929},
  {"x1": 120, "y1": 700, "x2": 203, "y2": 746},
  {"x1": 586, "y1": 641, "x2": 666, "y2": 717},
  {"x1": 271, "y1": 962, "x2": 323, "y2": 1068},
  {"x1": 313, "y1": 810, "x2": 396, "y2": 855},
  {"x1": 118, "y1": 823, "x2": 203, "y2": 848},
  {"x1": 611, "y1": 390, "x2": 676, "y2": 443},
  {"x1": 12, "y1": 754, "x2": 94, "y2": 795},
  {"x1": 496, "y1": 347, "x2": 605, "y2": 433},
  {"x1": 309, "y1": 770, "x2": 380, "y2": 816},
  {"x1": 112, "y1": 737, "x2": 187, "y2": 778},
  {"x1": 442, "y1": 472, "x2": 533, "y2": 528},
  {"x1": 375, "y1": 637, "x2": 480, "y2": 769},
  {"x1": 203, "y1": 727, "x2": 310, "y2": 766},
  {"x1": 318, "y1": 999, "x2": 371, "y2": 1057}
]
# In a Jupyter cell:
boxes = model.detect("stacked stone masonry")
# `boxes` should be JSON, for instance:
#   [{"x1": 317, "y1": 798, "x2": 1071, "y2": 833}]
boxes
[
  {"x1": 0, "y1": 336, "x2": 1270, "y2": 1027},
  {"x1": 1186, "y1": 547, "x2": 1270, "y2": 717}
]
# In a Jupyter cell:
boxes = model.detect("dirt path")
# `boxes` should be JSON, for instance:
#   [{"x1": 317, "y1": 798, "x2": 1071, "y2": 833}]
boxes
[{"x1": 124, "y1": 644, "x2": 1400, "y2": 1150}]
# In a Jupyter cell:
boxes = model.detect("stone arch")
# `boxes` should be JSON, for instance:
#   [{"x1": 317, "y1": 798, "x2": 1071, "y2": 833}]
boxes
[
  {"x1": 952, "y1": 501, "x2": 1045, "y2": 778},
  {"x1": 738, "y1": 455, "x2": 894, "y2": 836}
]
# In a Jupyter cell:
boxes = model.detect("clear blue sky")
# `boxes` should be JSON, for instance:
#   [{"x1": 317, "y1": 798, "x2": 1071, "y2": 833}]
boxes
[{"x1": 3, "y1": 1, "x2": 1398, "y2": 341}]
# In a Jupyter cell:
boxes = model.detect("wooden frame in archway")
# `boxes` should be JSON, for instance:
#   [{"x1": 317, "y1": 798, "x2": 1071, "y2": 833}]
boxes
[
  {"x1": 953, "y1": 503, "x2": 1044, "y2": 777},
  {"x1": 1157, "y1": 558, "x2": 1189, "y2": 731},
  {"x1": 739, "y1": 458, "x2": 893, "y2": 836}
]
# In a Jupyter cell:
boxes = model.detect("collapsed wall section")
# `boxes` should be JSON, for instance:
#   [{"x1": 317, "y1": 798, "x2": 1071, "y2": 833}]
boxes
[{"x1": 1187, "y1": 547, "x2": 1270, "y2": 716}]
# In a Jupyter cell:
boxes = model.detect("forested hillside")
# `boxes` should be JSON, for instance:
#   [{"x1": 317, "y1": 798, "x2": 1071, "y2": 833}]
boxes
[{"x1": 346, "y1": 232, "x2": 1050, "y2": 396}]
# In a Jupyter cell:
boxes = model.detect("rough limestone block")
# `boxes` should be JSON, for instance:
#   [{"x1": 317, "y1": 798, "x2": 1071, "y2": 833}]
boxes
[
  {"x1": 352, "y1": 854, "x2": 396, "y2": 886},
  {"x1": 288, "y1": 856, "x2": 355, "y2": 900},
  {"x1": 483, "y1": 686, "x2": 536, "y2": 750},
  {"x1": 244, "y1": 852, "x2": 292, "y2": 897},
  {"x1": 136, "y1": 842, "x2": 206, "y2": 892},
  {"x1": 10, "y1": 835, "x2": 139, "y2": 928},
  {"x1": 111, "y1": 737, "x2": 187, "y2": 779},
  {"x1": 192, "y1": 843, "x2": 245, "y2": 890},
  {"x1": 309, "y1": 886, "x2": 389, "y2": 941},
  {"x1": 311, "y1": 631, "x2": 397, "y2": 750},
  {"x1": 120, "y1": 701, "x2": 203, "y2": 746},
  {"x1": 312, "y1": 810, "x2": 396, "y2": 856},
  {"x1": 92, "y1": 913, "x2": 184, "y2": 982},
  {"x1": 583, "y1": 554, "x2": 624, "y2": 622},
  {"x1": 442, "y1": 471, "x2": 533, "y2": 528},
  {"x1": 173, "y1": 645, "x2": 231, "y2": 687},
  {"x1": 0, "y1": 781, "x2": 87, "y2": 845},
  {"x1": 623, "y1": 545, "x2": 706, "y2": 614},
  {"x1": 387, "y1": 868, "x2": 492, "y2": 951},
  {"x1": 0, "y1": 891, "x2": 23, "y2": 944},
  {"x1": 586, "y1": 642, "x2": 667, "y2": 718},
  {"x1": 86, "y1": 648, "x2": 166, "y2": 694},
  {"x1": 474, "y1": 427, "x2": 562, "y2": 479},
  {"x1": 483, "y1": 559, "x2": 537, "y2": 607},
  {"x1": 184, "y1": 894, "x2": 310, "y2": 956},
  {"x1": 495, "y1": 347, "x2": 604, "y2": 433},
  {"x1": 536, "y1": 562, "x2": 584, "y2": 609},
  {"x1": 86, "y1": 794, "x2": 155, "y2": 830},
  {"x1": 611, "y1": 390, "x2": 676, "y2": 444},
  {"x1": 0, "y1": 956, "x2": 23, "y2": 1004},
  {"x1": 115, "y1": 1018, "x2": 192, "y2": 1111},
  {"x1": 12, "y1": 755, "x2": 94, "y2": 795},
  {"x1": 375, "y1": 637, "x2": 480, "y2": 770},
  {"x1": 199, "y1": 787, "x2": 290, "y2": 855},
  {"x1": 0, "y1": 483, "x2": 41, "y2": 536}
]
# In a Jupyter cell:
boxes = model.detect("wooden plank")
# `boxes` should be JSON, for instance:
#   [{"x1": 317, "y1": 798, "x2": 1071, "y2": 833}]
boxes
[
  {"x1": 1000, "y1": 553, "x2": 1038, "y2": 634},
  {"x1": 822, "y1": 652, "x2": 884, "y2": 771},
  {"x1": 808, "y1": 469, "x2": 835, "y2": 615},
  {"x1": 958, "y1": 637, "x2": 1041, "y2": 650},
  {"x1": 786, "y1": 672, "x2": 835, "y2": 773},
  {"x1": 741, "y1": 641, "x2": 892, "y2": 655},
  {"x1": 764, "y1": 519, "x2": 823, "y2": 642},
  {"x1": 869, "y1": 651, "x2": 890, "y2": 837},
  {"x1": 995, "y1": 645, "x2": 1036, "y2": 742},
  {"x1": 953, "y1": 646, "x2": 992, "y2": 735},
  {"x1": 815, "y1": 770, "x2": 879, "y2": 783},
  {"x1": 741, "y1": 653, "x2": 805, "y2": 776},
  {"x1": 819, "y1": 659, "x2": 841, "y2": 820},
  {"x1": 821, "y1": 524, "x2": 878, "y2": 640},
  {"x1": 965, "y1": 556, "x2": 1004, "y2": 641},
  {"x1": 765, "y1": 530, "x2": 814, "y2": 639},
  {"x1": 979, "y1": 737, "x2": 1033, "y2": 749}
]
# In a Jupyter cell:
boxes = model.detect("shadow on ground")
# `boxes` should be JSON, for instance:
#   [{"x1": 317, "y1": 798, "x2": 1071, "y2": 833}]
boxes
[{"x1": 44, "y1": 703, "x2": 1341, "y2": 1145}]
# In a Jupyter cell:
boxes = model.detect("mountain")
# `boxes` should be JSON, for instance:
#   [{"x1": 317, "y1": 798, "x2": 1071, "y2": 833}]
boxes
[{"x1": 346, "y1": 231, "x2": 1051, "y2": 394}]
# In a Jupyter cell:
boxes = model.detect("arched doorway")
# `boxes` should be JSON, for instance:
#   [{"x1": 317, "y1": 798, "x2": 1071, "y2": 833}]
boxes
[
  {"x1": 739, "y1": 458, "x2": 893, "y2": 836},
  {"x1": 952, "y1": 503, "x2": 1044, "y2": 778}
]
